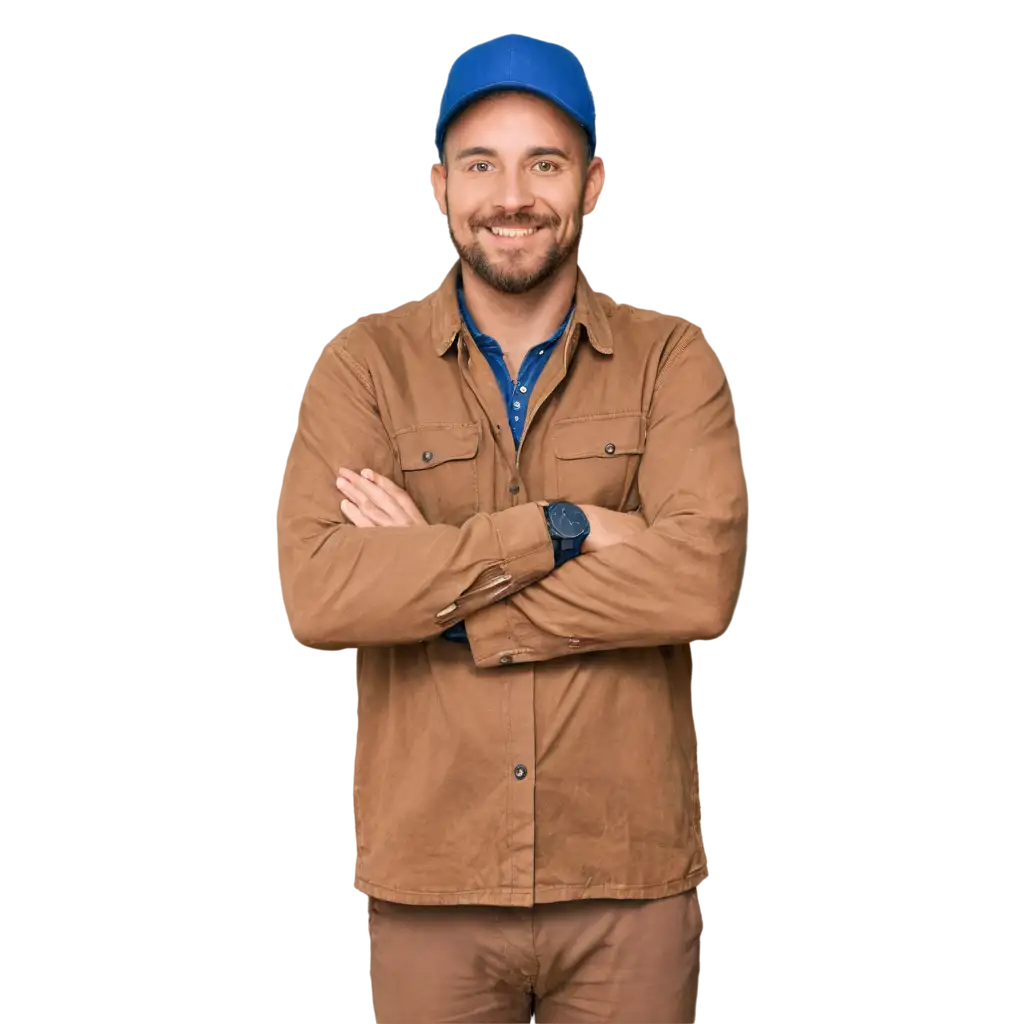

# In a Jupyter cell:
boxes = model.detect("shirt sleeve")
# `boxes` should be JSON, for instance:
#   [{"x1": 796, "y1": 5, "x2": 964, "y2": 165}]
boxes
[
  {"x1": 277, "y1": 334, "x2": 555, "y2": 650},
  {"x1": 462, "y1": 324, "x2": 748, "y2": 668}
]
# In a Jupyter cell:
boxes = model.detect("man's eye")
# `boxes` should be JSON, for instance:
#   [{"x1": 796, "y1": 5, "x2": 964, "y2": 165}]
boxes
[
  {"x1": 536, "y1": 161, "x2": 556, "y2": 172},
  {"x1": 470, "y1": 162, "x2": 491, "y2": 172}
]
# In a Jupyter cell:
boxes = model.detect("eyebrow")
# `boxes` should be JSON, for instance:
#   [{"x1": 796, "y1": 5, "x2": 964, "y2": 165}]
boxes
[{"x1": 453, "y1": 145, "x2": 573, "y2": 161}]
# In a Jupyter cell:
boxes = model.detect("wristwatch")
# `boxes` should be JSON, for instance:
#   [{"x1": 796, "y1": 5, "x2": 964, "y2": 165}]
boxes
[{"x1": 543, "y1": 501, "x2": 590, "y2": 568}]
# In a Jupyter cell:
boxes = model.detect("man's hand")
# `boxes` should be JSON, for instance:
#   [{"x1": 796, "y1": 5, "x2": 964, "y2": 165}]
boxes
[
  {"x1": 335, "y1": 467, "x2": 428, "y2": 527},
  {"x1": 577, "y1": 504, "x2": 648, "y2": 553}
]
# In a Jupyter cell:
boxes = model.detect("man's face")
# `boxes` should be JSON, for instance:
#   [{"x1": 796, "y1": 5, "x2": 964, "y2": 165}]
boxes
[{"x1": 431, "y1": 91, "x2": 604, "y2": 294}]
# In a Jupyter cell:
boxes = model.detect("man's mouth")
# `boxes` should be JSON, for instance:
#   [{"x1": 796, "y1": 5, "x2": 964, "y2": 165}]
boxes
[{"x1": 486, "y1": 225, "x2": 540, "y2": 238}]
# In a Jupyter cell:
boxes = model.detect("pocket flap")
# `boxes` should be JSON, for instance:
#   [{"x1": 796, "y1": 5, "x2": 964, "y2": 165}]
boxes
[
  {"x1": 396, "y1": 422, "x2": 482, "y2": 471},
  {"x1": 552, "y1": 413, "x2": 647, "y2": 460}
]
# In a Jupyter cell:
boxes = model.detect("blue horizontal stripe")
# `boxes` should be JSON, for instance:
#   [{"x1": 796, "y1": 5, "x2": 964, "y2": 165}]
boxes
[{"x1": 524, "y1": 33, "x2": 1024, "y2": 151}]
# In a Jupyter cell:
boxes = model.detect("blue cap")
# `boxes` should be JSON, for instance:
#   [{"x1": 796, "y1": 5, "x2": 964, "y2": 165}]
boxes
[{"x1": 436, "y1": 34, "x2": 596, "y2": 162}]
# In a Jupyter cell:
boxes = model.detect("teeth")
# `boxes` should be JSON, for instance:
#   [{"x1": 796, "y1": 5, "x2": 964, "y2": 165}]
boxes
[{"x1": 489, "y1": 226, "x2": 537, "y2": 237}]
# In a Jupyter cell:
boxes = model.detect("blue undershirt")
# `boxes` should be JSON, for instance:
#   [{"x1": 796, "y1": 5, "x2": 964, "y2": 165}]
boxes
[{"x1": 441, "y1": 275, "x2": 575, "y2": 643}]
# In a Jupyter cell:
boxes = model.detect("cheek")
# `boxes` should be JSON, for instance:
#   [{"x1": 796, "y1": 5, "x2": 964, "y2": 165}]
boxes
[
  {"x1": 448, "y1": 220, "x2": 479, "y2": 249},
  {"x1": 452, "y1": 202, "x2": 486, "y2": 234},
  {"x1": 448, "y1": 210, "x2": 477, "y2": 239},
  {"x1": 553, "y1": 209, "x2": 580, "y2": 240},
  {"x1": 447, "y1": 182, "x2": 490, "y2": 219},
  {"x1": 545, "y1": 188, "x2": 582, "y2": 230}
]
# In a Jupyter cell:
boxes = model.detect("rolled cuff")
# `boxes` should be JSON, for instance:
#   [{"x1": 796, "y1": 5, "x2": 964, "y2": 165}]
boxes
[{"x1": 432, "y1": 502, "x2": 554, "y2": 634}]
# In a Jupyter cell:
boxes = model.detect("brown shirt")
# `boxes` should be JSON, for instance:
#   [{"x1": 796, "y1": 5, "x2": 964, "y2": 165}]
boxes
[{"x1": 277, "y1": 260, "x2": 748, "y2": 906}]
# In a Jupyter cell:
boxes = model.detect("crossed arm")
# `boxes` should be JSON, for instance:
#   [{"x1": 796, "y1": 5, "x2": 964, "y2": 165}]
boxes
[
  {"x1": 334, "y1": 468, "x2": 646, "y2": 645},
  {"x1": 277, "y1": 324, "x2": 747, "y2": 662}
]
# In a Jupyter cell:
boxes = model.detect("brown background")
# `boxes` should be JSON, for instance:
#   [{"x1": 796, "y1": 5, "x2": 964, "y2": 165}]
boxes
[{"x1": 0, "y1": 8, "x2": 1019, "y2": 1024}]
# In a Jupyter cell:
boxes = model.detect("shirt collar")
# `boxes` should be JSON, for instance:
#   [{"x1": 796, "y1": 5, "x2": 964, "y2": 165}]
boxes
[
  {"x1": 430, "y1": 259, "x2": 615, "y2": 357},
  {"x1": 455, "y1": 271, "x2": 574, "y2": 351}
]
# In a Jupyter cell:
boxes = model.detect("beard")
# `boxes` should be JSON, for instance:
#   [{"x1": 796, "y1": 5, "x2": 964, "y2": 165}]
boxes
[{"x1": 447, "y1": 191, "x2": 585, "y2": 295}]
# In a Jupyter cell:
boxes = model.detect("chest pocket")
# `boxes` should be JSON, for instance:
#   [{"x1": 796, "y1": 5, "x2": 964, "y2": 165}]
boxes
[
  {"x1": 552, "y1": 412, "x2": 647, "y2": 511},
  {"x1": 395, "y1": 421, "x2": 482, "y2": 526}
]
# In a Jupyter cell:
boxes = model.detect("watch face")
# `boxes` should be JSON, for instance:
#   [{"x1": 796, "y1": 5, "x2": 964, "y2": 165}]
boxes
[{"x1": 549, "y1": 501, "x2": 588, "y2": 538}]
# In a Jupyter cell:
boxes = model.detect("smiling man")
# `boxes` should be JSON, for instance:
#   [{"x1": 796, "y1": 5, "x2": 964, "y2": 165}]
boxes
[{"x1": 277, "y1": 33, "x2": 748, "y2": 1024}]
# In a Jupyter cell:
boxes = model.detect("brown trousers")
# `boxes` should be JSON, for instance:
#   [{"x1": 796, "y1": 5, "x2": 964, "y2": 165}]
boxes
[{"x1": 367, "y1": 888, "x2": 702, "y2": 1023}]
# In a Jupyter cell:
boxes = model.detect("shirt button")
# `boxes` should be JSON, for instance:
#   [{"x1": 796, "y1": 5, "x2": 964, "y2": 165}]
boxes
[
  {"x1": 519, "y1": 385, "x2": 527, "y2": 393},
  {"x1": 422, "y1": 450, "x2": 434, "y2": 462},
  {"x1": 513, "y1": 764, "x2": 528, "y2": 780},
  {"x1": 513, "y1": 400, "x2": 521, "y2": 409},
  {"x1": 509, "y1": 483, "x2": 520, "y2": 495},
  {"x1": 499, "y1": 654, "x2": 513, "y2": 665},
  {"x1": 604, "y1": 443, "x2": 616, "y2": 455}
]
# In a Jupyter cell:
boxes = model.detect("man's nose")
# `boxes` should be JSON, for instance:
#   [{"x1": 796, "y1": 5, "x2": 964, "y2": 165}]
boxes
[{"x1": 493, "y1": 166, "x2": 535, "y2": 213}]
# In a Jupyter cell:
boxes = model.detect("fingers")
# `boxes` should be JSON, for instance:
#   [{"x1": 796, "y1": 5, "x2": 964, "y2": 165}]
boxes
[
  {"x1": 339, "y1": 498, "x2": 377, "y2": 527},
  {"x1": 336, "y1": 467, "x2": 427, "y2": 527},
  {"x1": 337, "y1": 471, "x2": 395, "y2": 526},
  {"x1": 363, "y1": 469, "x2": 428, "y2": 525}
]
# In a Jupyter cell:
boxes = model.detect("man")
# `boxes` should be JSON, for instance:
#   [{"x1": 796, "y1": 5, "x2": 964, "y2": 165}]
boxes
[{"x1": 277, "y1": 33, "x2": 747, "y2": 1024}]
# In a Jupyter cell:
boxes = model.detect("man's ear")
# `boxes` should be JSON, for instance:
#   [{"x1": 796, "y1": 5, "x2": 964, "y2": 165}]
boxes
[
  {"x1": 430, "y1": 162, "x2": 448, "y2": 215},
  {"x1": 581, "y1": 156, "x2": 605, "y2": 216}
]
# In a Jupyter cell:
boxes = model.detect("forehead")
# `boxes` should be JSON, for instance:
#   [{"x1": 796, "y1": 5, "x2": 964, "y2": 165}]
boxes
[{"x1": 445, "y1": 91, "x2": 584, "y2": 155}]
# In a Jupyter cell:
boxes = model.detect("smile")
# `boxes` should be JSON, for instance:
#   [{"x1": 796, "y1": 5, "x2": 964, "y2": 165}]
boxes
[{"x1": 487, "y1": 226, "x2": 539, "y2": 237}]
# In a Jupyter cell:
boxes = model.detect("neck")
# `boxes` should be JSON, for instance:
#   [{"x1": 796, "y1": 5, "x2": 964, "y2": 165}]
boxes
[{"x1": 459, "y1": 257, "x2": 577, "y2": 352}]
